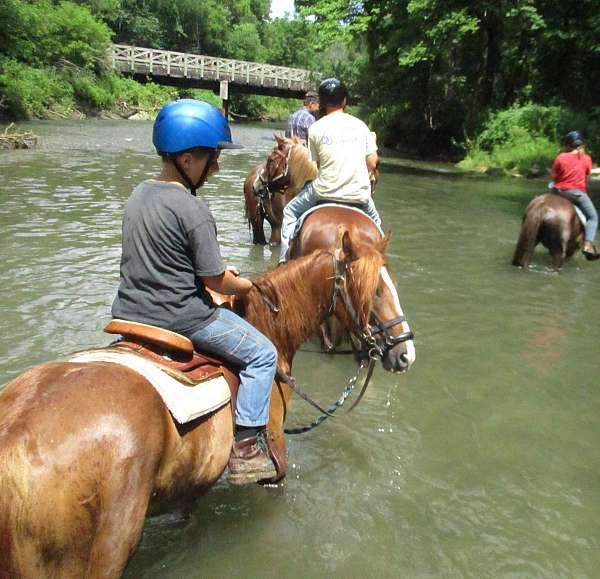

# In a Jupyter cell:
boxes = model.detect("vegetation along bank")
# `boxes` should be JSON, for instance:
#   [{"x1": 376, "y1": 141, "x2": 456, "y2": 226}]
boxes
[{"x1": 1, "y1": 0, "x2": 598, "y2": 174}]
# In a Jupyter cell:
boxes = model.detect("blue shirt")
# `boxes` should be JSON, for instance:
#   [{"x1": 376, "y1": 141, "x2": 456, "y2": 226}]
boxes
[{"x1": 286, "y1": 108, "x2": 315, "y2": 142}]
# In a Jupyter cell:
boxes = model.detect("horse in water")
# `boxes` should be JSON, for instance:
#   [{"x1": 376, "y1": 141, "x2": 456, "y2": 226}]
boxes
[
  {"x1": 512, "y1": 193, "x2": 584, "y2": 271},
  {"x1": 0, "y1": 229, "x2": 413, "y2": 579},
  {"x1": 291, "y1": 205, "x2": 416, "y2": 371},
  {"x1": 244, "y1": 135, "x2": 317, "y2": 245}
]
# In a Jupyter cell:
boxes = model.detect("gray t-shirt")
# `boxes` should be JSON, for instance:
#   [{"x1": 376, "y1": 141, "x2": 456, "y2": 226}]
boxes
[{"x1": 111, "y1": 180, "x2": 225, "y2": 335}]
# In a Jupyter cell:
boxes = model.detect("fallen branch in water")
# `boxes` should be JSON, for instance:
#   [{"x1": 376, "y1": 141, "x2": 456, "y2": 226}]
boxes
[{"x1": 0, "y1": 123, "x2": 39, "y2": 150}]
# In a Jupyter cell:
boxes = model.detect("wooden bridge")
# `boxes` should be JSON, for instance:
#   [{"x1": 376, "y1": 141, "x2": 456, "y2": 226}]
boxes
[{"x1": 109, "y1": 44, "x2": 317, "y2": 99}]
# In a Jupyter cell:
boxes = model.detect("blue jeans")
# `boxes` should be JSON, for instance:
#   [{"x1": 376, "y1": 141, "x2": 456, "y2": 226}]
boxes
[
  {"x1": 553, "y1": 188, "x2": 598, "y2": 242},
  {"x1": 279, "y1": 182, "x2": 383, "y2": 263},
  {"x1": 186, "y1": 308, "x2": 277, "y2": 427}
]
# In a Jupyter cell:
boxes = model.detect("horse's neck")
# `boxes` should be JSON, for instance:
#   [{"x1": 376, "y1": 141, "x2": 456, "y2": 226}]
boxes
[
  {"x1": 287, "y1": 147, "x2": 317, "y2": 196},
  {"x1": 244, "y1": 253, "x2": 334, "y2": 367}
]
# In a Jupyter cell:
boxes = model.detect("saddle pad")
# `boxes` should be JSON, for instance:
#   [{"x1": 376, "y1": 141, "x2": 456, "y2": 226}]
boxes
[
  {"x1": 292, "y1": 202, "x2": 384, "y2": 240},
  {"x1": 574, "y1": 205, "x2": 587, "y2": 225},
  {"x1": 69, "y1": 350, "x2": 231, "y2": 424}
]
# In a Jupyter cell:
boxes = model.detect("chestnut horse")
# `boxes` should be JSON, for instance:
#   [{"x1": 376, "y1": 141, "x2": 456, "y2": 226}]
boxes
[
  {"x1": 0, "y1": 229, "x2": 412, "y2": 578},
  {"x1": 513, "y1": 193, "x2": 584, "y2": 271},
  {"x1": 244, "y1": 136, "x2": 317, "y2": 245},
  {"x1": 291, "y1": 205, "x2": 416, "y2": 372}
]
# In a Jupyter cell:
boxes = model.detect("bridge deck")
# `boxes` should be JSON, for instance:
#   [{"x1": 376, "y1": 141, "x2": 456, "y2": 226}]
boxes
[{"x1": 109, "y1": 44, "x2": 316, "y2": 98}]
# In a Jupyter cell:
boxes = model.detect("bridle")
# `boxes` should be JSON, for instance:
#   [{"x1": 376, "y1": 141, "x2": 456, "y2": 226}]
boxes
[
  {"x1": 253, "y1": 246, "x2": 415, "y2": 435},
  {"x1": 328, "y1": 248, "x2": 414, "y2": 361},
  {"x1": 253, "y1": 144, "x2": 293, "y2": 202}
]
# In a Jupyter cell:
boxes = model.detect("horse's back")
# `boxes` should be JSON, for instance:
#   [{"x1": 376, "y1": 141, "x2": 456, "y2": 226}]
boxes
[
  {"x1": 526, "y1": 193, "x2": 575, "y2": 218},
  {"x1": 295, "y1": 205, "x2": 382, "y2": 256},
  {"x1": 0, "y1": 361, "x2": 169, "y2": 578}
]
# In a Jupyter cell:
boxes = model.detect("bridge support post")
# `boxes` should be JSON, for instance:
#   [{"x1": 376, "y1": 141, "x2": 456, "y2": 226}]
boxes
[{"x1": 220, "y1": 80, "x2": 229, "y2": 119}]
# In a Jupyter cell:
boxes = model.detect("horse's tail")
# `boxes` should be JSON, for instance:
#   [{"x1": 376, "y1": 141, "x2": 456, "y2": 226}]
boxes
[{"x1": 513, "y1": 198, "x2": 546, "y2": 268}]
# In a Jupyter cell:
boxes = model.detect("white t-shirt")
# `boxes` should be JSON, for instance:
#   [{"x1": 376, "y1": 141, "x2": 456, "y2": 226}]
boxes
[{"x1": 308, "y1": 111, "x2": 377, "y2": 204}]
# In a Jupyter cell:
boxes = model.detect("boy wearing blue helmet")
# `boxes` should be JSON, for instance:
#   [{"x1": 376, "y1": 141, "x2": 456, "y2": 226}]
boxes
[{"x1": 112, "y1": 99, "x2": 278, "y2": 485}]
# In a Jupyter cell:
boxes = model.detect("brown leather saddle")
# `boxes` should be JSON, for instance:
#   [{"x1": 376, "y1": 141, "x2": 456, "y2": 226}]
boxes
[
  {"x1": 104, "y1": 319, "x2": 240, "y2": 396},
  {"x1": 104, "y1": 319, "x2": 287, "y2": 482}
]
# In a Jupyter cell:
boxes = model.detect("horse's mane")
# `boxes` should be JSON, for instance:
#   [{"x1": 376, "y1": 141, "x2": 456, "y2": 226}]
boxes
[
  {"x1": 243, "y1": 250, "x2": 331, "y2": 353},
  {"x1": 242, "y1": 232, "x2": 386, "y2": 354},
  {"x1": 277, "y1": 137, "x2": 318, "y2": 196},
  {"x1": 347, "y1": 240, "x2": 386, "y2": 327}
]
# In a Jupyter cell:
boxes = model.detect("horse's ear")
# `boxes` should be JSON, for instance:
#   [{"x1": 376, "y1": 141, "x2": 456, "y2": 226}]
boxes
[
  {"x1": 378, "y1": 231, "x2": 391, "y2": 254},
  {"x1": 341, "y1": 229, "x2": 359, "y2": 261},
  {"x1": 274, "y1": 133, "x2": 285, "y2": 147}
]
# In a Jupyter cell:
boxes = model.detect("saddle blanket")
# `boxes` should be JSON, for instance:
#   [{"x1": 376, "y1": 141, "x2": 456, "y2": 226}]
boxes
[
  {"x1": 69, "y1": 350, "x2": 231, "y2": 424},
  {"x1": 574, "y1": 205, "x2": 587, "y2": 225},
  {"x1": 293, "y1": 202, "x2": 384, "y2": 239},
  {"x1": 548, "y1": 183, "x2": 587, "y2": 225}
]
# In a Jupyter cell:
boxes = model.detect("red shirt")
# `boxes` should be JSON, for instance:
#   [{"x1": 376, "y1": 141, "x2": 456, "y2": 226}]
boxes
[{"x1": 552, "y1": 151, "x2": 592, "y2": 192}]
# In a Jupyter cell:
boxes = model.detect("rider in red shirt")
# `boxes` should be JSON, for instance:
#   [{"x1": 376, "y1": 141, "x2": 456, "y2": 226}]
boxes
[{"x1": 550, "y1": 131, "x2": 599, "y2": 260}]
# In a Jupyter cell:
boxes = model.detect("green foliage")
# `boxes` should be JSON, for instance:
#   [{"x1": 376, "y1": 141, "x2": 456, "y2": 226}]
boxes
[
  {"x1": 300, "y1": 0, "x2": 600, "y2": 158},
  {"x1": 459, "y1": 104, "x2": 600, "y2": 174},
  {"x1": 459, "y1": 132, "x2": 557, "y2": 175},
  {"x1": 474, "y1": 104, "x2": 562, "y2": 152},
  {"x1": 97, "y1": 74, "x2": 178, "y2": 111},
  {"x1": 71, "y1": 73, "x2": 115, "y2": 110},
  {"x1": 0, "y1": 58, "x2": 74, "y2": 118},
  {"x1": 230, "y1": 94, "x2": 296, "y2": 120},
  {"x1": 227, "y1": 22, "x2": 266, "y2": 61},
  {"x1": 0, "y1": 0, "x2": 112, "y2": 70}
]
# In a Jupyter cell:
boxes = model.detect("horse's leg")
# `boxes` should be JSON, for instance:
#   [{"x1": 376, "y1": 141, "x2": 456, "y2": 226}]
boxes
[
  {"x1": 267, "y1": 195, "x2": 284, "y2": 246},
  {"x1": 547, "y1": 226, "x2": 568, "y2": 272},
  {"x1": 244, "y1": 180, "x2": 267, "y2": 245},
  {"x1": 318, "y1": 320, "x2": 334, "y2": 352},
  {"x1": 266, "y1": 379, "x2": 293, "y2": 482}
]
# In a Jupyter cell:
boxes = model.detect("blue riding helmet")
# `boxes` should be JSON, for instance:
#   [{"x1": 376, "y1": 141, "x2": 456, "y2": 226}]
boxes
[
  {"x1": 565, "y1": 130, "x2": 583, "y2": 148},
  {"x1": 152, "y1": 99, "x2": 241, "y2": 154}
]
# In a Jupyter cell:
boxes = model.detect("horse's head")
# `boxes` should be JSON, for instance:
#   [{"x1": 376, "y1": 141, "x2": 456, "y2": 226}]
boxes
[
  {"x1": 272, "y1": 135, "x2": 318, "y2": 196},
  {"x1": 332, "y1": 229, "x2": 415, "y2": 373},
  {"x1": 259, "y1": 135, "x2": 294, "y2": 195}
]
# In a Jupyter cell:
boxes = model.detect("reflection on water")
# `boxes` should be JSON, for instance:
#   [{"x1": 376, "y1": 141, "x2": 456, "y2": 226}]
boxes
[{"x1": 1, "y1": 120, "x2": 600, "y2": 578}]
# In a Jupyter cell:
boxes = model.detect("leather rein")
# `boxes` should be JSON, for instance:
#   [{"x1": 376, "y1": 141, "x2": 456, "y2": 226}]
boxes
[{"x1": 254, "y1": 247, "x2": 414, "y2": 435}]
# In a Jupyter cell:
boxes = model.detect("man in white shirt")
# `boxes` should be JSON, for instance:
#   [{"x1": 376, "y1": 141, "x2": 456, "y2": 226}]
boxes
[{"x1": 278, "y1": 78, "x2": 381, "y2": 263}]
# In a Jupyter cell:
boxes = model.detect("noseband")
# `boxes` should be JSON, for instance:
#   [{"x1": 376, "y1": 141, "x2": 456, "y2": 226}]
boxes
[
  {"x1": 328, "y1": 249, "x2": 414, "y2": 360},
  {"x1": 254, "y1": 145, "x2": 293, "y2": 200}
]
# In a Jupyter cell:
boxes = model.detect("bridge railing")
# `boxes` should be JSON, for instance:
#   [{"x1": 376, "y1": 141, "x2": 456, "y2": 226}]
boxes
[{"x1": 110, "y1": 44, "x2": 315, "y2": 91}]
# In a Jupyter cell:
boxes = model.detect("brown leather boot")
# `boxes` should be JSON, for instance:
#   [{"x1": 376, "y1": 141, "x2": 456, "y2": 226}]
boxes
[
  {"x1": 228, "y1": 432, "x2": 277, "y2": 485},
  {"x1": 582, "y1": 241, "x2": 600, "y2": 261}
]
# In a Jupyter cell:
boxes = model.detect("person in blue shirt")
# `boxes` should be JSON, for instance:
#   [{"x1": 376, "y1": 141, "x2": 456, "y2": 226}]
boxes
[{"x1": 285, "y1": 90, "x2": 319, "y2": 143}]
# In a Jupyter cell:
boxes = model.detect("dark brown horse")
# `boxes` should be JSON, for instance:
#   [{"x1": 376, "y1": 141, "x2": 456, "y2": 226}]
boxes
[
  {"x1": 513, "y1": 193, "x2": 584, "y2": 271},
  {"x1": 291, "y1": 205, "x2": 416, "y2": 372},
  {"x1": 244, "y1": 135, "x2": 317, "y2": 245},
  {"x1": 0, "y1": 229, "x2": 412, "y2": 578}
]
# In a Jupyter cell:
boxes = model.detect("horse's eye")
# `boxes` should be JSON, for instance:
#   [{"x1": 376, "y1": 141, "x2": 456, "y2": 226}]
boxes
[{"x1": 375, "y1": 287, "x2": 382, "y2": 298}]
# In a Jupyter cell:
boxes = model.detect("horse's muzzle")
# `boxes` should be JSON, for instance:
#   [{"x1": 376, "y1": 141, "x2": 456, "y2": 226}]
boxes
[{"x1": 382, "y1": 344, "x2": 414, "y2": 373}]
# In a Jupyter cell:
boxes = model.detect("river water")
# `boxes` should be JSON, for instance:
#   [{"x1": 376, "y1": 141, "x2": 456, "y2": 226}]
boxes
[{"x1": 1, "y1": 121, "x2": 599, "y2": 578}]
